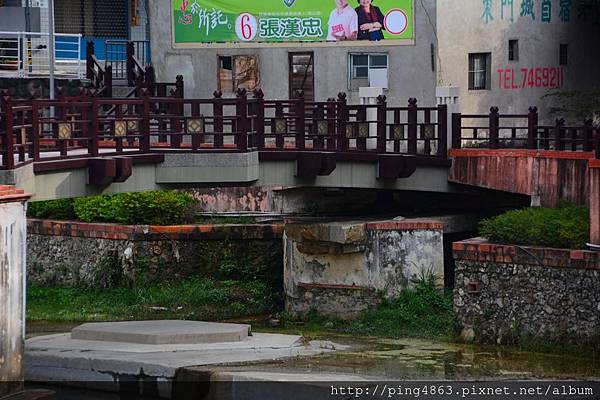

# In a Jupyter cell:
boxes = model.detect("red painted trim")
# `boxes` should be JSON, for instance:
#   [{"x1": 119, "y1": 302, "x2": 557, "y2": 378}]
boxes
[
  {"x1": 296, "y1": 282, "x2": 371, "y2": 291},
  {"x1": 589, "y1": 159, "x2": 600, "y2": 169},
  {"x1": 453, "y1": 238, "x2": 600, "y2": 270},
  {"x1": 27, "y1": 219, "x2": 284, "y2": 241},
  {"x1": 449, "y1": 148, "x2": 594, "y2": 161},
  {"x1": 365, "y1": 219, "x2": 443, "y2": 231}
]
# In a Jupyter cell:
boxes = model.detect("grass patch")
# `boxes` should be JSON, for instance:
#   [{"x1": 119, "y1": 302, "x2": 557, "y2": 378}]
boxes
[
  {"x1": 479, "y1": 204, "x2": 590, "y2": 249},
  {"x1": 27, "y1": 278, "x2": 273, "y2": 323},
  {"x1": 278, "y1": 276, "x2": 456, "y2": 340}
]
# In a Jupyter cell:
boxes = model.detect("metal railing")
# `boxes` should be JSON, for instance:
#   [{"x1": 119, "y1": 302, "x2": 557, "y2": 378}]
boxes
[
  {"x1": 0, "y1": 31, "x2": 83, "y2": 79},
  {"x1": 105, "y1": 40, "x2": 149, "y2": 80}
]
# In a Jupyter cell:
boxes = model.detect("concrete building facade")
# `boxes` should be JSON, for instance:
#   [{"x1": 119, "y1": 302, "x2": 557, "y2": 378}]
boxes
[
  {"x1": 436, "y1": 0, "x2": 600, "y2": 119},
  {"x1": 148, "y1": 0, "x2": 438, "y2": 105}
]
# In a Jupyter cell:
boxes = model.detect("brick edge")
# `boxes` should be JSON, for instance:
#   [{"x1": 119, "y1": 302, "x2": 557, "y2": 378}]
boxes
[{"x1": 453, "y1": 238, "x2": 600, "y2": 270}]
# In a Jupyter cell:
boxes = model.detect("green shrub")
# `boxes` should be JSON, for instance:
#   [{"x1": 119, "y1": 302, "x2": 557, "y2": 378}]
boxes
[
  {"x1": 73, "y1": 191, "x2": 196, "y2": 225},
  {"x1": 479, "y1": 204, "x2": 590, "y2": 249},
  {"x1": 27, "y1": 198, "x2": 77, "y2": 220}
]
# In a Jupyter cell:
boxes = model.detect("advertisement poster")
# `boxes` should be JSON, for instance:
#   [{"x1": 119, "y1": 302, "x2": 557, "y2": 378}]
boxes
[{"x1": 172, "y1": 0, "x2": 414, "y2": 46}]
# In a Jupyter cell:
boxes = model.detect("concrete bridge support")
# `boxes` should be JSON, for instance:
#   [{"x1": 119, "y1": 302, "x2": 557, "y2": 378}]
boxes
[{"x1": 0, "y1": 186, "x2": 30, "y2": 398}]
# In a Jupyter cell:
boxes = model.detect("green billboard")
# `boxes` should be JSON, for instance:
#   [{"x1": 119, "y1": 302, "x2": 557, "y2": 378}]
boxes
[{"x1": 172, "y1": 0, "x2": 414, "y2": 45}]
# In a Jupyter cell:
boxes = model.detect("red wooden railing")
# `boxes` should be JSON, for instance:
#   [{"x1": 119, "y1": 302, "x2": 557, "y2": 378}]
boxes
[{"x1": 0, "y1": 89, "x2": 450, "y2": 170}]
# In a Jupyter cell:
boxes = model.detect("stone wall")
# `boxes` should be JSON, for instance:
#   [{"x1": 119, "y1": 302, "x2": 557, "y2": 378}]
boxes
[
  {"x1": 453, "y1": 238, "x2": 600, "y2": 344},
  {"x1": 284, "y1": 219, "x2": 444, "y2": 319},
  {"x1": 27, "y1": 220, "x2": 284, "y2": 289}
]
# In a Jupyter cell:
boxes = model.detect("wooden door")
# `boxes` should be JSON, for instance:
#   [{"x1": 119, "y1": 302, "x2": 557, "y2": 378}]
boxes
[{"x1": 289, "y1": 52, "x2": 314, "y2": 102}]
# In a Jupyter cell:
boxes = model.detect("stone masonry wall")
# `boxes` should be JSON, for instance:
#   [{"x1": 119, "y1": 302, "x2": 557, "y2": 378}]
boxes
[
  {"x1": 27, "y1": 220, "x2": 283, "y2": 289},
  {"x1": 453, "y1": 238, "x2": 600, "y2": 344}
]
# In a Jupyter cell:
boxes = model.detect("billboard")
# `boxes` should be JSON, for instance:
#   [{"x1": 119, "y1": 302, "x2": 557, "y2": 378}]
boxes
[{"x1": 172, "y1": 0, "x2": 414, "y2": 46}]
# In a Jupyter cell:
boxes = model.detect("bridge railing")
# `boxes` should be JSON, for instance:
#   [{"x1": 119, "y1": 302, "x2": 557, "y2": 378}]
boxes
[
  {"x1": 0, "y1": 90, "x2": 449, "y2": 170},
  {"x1": 452, "y1": 107, "x2": 598, "y2": 157}
]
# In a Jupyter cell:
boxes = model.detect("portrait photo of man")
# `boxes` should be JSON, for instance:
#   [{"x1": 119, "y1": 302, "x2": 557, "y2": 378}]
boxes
[{"x1": 327, "y1": 0, "x2": 358, "y2": 41}]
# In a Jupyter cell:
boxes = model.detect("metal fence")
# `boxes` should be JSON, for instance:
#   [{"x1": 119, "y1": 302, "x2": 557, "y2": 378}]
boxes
[{"x1": 0, "y1": 31, "x2": 83, "y2": 79}]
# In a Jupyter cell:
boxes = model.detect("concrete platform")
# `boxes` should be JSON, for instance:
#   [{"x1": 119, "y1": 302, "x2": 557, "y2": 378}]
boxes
[
  {"x1": 70, "y1": 320, "x2": 250, "y2": 345},
  {"x1": 25, "y1": 331, "x2": 343, "y2": 398}
]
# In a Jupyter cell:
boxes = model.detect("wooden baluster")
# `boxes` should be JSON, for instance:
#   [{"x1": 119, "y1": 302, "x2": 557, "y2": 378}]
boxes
[
  {"x1": 337, "y1": 92, "x2": 348, "y2": 151},
  {"x1": 213, "y1": 91, "x2": 224, "y2": 149},
  {"x1": 377, "y1": 95, "x2": 387, "y2": 153},
  {"x1": 407, "y1": 98, "x2": 418, "y2": 154},
  {"x1": 489, "y1": 106, "x2": 499, "y2": 149}
]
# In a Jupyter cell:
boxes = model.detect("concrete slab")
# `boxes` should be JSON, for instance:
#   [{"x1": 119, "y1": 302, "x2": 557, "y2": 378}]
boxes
[
  {"x1": 25, "y1": 332, "x2": 343, "y2": 398},
  {"x1": 70, "y1": 320, "x2": 250, "y2": 345}
]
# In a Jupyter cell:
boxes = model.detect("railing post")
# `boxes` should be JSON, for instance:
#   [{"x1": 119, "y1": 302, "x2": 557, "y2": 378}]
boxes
[
  {"x1": 527, "y1": 106, "x2": 538, "y2": 150},
  {"x1": 126, "y1": 41, "x2": 135, "y2": 86},
  {"x1": 595, "y1": 127, "x2": 600, "y2": 160},
  {"x1": 407, "y1": 98, "x2": 418, "y2": 155},
  {"x1": 145, "y1": 65, "x2": 156, "y2": 96},
  {"x1": 583, "y1": 119, "x2": 594, "y2": 152},
  {"x1": 213, "y1": 91, "x2": 224, "y2": 149},
  {"x1": 141, "y1": 88, "x2": 151, "y2": 152},
  {"x1": 376, "y1": 95, "x2": 387, "y2": 153},
  {"x1": 437, "y1": 103, "x2": 448, "y2": 157},
  {"x1": 86, "y1": 40, "x2": 94, "y2": 81},
  {"x1": 104, "y1": 65, "x2": 113, "y2": 98},
  {"x1": 451, "y1": 113, "x2": 462, "y2": 149},
  {"x1": 4, "y1": 97, "x2": 15, "y2": 170},
  {"x1": 236, "y1": 88, "x2": 248, "y2": 152},
  {"x1": 554, "y1": 118, "x2": 565, "y2": 151},
  {"x1": 90, "y1": 98, "x2": 99, "y2": 156},
  {"x1": 336, "y1": 92, "x2": 348, "y2": 151},
  {"x1": 489, "y1": 106, "x2": 499, "y2": 149},
  {"x1": 295, "y1": 90, "x2": 305, "y2": 150},
  {"x1": 175, "y1": 75, "x2": 184, "y2": 98},
  {"x1": 253, "y1": 89, "x2": 265, "y2": 150},
  {"x1": 31, "y1": 96, "x2": 40, "y2": 161}
]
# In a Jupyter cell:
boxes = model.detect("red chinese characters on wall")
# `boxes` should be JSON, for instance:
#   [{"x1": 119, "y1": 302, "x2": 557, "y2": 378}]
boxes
[{"x1": 497, "y1": 67, "x2": 565, "y2": 89}]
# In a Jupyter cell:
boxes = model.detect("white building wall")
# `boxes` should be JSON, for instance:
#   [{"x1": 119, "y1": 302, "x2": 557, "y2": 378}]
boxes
[{"x1": 437, "y1": 0, "x2": 600, "y2": 121}]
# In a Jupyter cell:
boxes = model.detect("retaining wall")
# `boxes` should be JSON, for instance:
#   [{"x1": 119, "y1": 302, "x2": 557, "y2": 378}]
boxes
[
  {"x1": 27, "y1": 220, "x2": 284, "y2": 289},
  {"x1": 453, "y1": 238, "x2": 600, "y2": 344}
]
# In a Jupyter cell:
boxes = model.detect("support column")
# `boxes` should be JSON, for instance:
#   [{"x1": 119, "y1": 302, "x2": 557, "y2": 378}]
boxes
[
  {"x1": 0, "y1": 186, "x2": 31, "y2": 398},
  {"x1": 590, "y1": 162, "x2": 600, "y2": 247}
]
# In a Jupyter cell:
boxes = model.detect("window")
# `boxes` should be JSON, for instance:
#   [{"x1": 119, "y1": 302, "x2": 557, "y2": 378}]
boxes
[
  {"x1": 559, "y1": 44, "x2": 568, "y2": 66},
  {"x1": 508, "y1": 40, "x2": 519, "y2": 61},
  {"x1": 54, "y1": 0, "x2": 129, "y2": 38},
  {"x1": 468, "y1": 53, "x2": 491, "y2": 90},
  {"x1": 348, "y1": 53, "x2": 388, "y2": 89},
  {"x1": 218, "y1": 55, "x2": 259, "y2": 93}
]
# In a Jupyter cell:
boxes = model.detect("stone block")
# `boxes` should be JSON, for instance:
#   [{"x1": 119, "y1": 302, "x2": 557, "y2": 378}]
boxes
[{"x1": 70, "y1": 321, "x2": 251, "y2": 345}]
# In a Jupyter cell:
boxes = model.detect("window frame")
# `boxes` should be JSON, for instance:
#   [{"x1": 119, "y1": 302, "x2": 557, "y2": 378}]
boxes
[
  {"x1": 217, "y1": 54, "x2": 259, "y2": 94},
  {"x1": 508, "y1": 39, "x2": 519, "y2": 62},
  {"x1": 348, "y1": 53, "x2": 389, "y2": 90},
  {"x1": 468, "y1": 52, "x2": 491, "y2": 91},
  {"x1": 559, "y1": 44, "x2": 568, "y2": 66}
]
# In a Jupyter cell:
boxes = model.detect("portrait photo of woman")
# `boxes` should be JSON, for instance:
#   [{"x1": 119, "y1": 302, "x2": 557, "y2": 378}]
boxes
[{"x1": 355, "y1": 0, "x2": 385, "y2": 41}]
